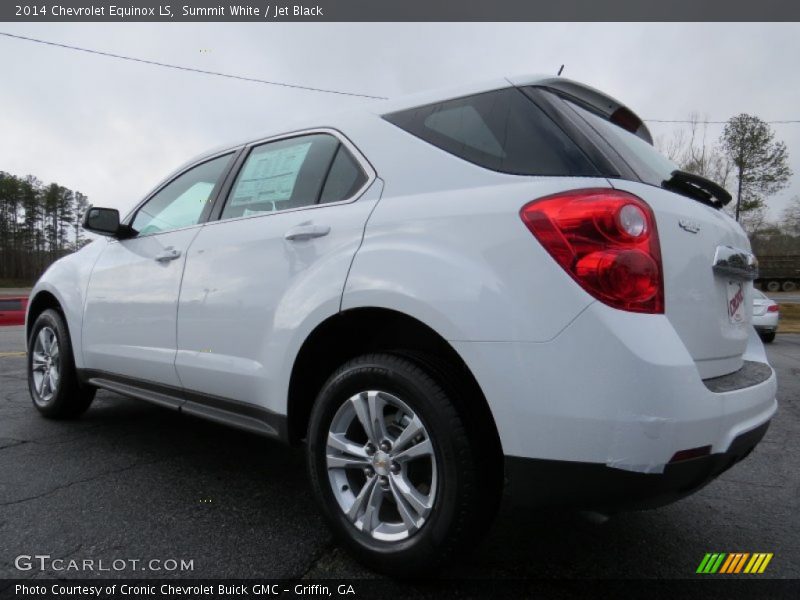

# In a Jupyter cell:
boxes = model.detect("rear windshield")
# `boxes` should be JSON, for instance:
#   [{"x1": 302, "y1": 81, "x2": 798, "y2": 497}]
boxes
[
  {"x1": 560, "y1": 97, "x2": 678, "y2": 187},
  {"x1": 383, "y1": 88, "x2": 600, "y2": 177}
]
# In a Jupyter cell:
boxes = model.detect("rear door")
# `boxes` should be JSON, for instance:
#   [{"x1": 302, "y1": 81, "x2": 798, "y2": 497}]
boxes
[
  {"x1": 82, "y1": 152, "x2": 234, "y2": 387},
  {"x1": 609, "y1": 179, "x2": 754, "y2": 378},
  {"x1": 549, "y1": 92, "x2": 755, "y2": 379},
  {"x1": 175, "y1": 131, "x2": 379, "y2": 411}
]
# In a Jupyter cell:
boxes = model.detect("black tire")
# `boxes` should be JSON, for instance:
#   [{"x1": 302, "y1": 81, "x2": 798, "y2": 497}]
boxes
[
  {"x1": 760, "y1": 331, "x2": 776, "y2": 344},
  {"x1": 27, "y1": 309, "x2": 95, "y2": 419},
  {"x1": 307, "y1": 353, "x2": 493, "y2": 576}
]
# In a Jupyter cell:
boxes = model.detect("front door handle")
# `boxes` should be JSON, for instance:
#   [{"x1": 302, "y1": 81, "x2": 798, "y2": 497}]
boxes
[
  {"x1": 284, "y1": 224, "x2": 331, "y2": 242},
  {"x1": 155, "y1": 247, "x2": 182, "y2": 262}
]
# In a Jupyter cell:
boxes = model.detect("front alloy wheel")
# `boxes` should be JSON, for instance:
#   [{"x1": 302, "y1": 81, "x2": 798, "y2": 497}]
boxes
[
  {"x1": 28, "y1": 308, "x2": 95, "y2": 419},
  {"x1": 326, "y1": 390, "x2": 437, "y2": 541},
  {"x1": 31, "y1": 326, "x2": 61, "y2": 405}
]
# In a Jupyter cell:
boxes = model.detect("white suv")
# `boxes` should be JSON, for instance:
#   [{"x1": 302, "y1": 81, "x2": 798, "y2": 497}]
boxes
[{"x1": 26, "y1": 75, "x2": 777, "y2": 575}]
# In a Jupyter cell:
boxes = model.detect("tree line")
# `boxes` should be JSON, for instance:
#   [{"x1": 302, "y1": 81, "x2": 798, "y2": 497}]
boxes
[{"x1": 0, "y1": 171, "x2": 90, "y2": 284}]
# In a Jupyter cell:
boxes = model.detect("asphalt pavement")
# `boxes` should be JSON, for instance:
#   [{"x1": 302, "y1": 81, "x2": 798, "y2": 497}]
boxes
[{"x1": 0, "y1": 325, "x2": 798, "y2": 584}]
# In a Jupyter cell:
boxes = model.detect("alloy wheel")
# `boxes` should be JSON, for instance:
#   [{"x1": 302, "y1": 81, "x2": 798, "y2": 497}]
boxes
[
  {"x1": 326, "y1": 390, "x2": 438, "y2": 542},
  {"x1": 31, "y1": 326, "x2": 60, "y2": 404}
]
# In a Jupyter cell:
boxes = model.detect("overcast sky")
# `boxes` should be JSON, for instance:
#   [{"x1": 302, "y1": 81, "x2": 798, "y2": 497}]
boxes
[{"x1": 1, "y1": 23, "x2": 799, "y2": 219}]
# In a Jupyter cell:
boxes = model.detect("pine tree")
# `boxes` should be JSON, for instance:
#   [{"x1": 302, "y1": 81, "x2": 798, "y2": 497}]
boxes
[{"x1": 721, "y1": 114, "x2": 792, "y2": 222}]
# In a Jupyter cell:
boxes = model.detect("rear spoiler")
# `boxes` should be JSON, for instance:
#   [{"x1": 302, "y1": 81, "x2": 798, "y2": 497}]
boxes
[{"x1": 507, "y1": 76, "x2": 653, "y2": 145}]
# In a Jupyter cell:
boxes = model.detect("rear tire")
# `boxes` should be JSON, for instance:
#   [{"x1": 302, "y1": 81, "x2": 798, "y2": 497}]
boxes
[
  {"x1": 766, "y1": 280, "x2": 781, "y2": 292},
  {"x1": 28, "y1": 309, "x2": 95, "y2": 419},
  {"x1": 759, "y1": 331, "x2": 776, "y2": 344},
  {"x1": 306, "y1": 353, "x2": 494, "y2": 576},
  {"x1": 782, "y1": 280, "x2": 797, "y2": 292}
]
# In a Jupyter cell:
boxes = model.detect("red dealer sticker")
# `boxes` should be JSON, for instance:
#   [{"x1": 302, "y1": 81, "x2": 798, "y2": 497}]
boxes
[{"x1": 726, "y1": 281, "x2": 746, "y2": 323}]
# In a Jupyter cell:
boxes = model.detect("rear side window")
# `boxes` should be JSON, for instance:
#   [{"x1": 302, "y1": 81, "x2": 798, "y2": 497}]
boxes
[
  {"x1": 220, "y1": 133, "x2": 368, "y2": 220},
  {"x1": 0, "y1": 299, "x2": 22, "y2": 310},
  {"x1": 383, "y1": 87, "x2": 599, "y2": 177}
]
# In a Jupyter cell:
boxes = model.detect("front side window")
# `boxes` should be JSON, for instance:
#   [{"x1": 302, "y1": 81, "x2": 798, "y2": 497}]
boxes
[
  {"x1": 131, "y1": 153, "x2": 232, "y2": 235},
  {"x1": 220, "y1": 133, "x2": 368, "y2": 220},
  {"x1": 383, "y1": 87, "x2": 599, "y2": 177}
]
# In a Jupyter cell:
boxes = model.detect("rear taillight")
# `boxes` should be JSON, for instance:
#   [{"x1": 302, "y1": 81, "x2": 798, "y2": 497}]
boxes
[
  {"x1": 520, "y1": 189, "x2": 664, "y2": 314},
  {"x1": 767, "y1": 304, "x2": 779, "y2": 313}
]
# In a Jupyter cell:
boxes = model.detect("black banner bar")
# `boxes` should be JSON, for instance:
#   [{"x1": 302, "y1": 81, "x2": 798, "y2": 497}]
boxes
[
  {"x1": 1, "y1": 0, "x2": 800, "y2": 23},
  {"x1": 3, "y1": 579, "x2": 800, "y2": 600}
]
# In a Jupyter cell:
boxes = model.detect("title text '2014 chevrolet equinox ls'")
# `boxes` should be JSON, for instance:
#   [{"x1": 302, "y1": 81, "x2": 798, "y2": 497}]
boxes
[{"x1": 26, "y1": 76, "x2": 777, "y2": 575}]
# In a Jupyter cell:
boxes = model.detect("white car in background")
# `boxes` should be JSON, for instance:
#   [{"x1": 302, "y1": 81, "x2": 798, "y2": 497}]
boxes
[
  {"x1": 752, "y1": 289, "x2": 780, "y2": 343},
  {"x1": 25, "y1": 75, "x2": 777, "y2": 575}
]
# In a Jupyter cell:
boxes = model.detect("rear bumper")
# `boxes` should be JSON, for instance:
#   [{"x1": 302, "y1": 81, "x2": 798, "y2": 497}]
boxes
[
  {"x1": 504, "y1": 419, "x2": 770, "y2": 510},
  {"x1": 452, "y1": 301, "x2": 777, "y2": 476},
  {"x1": 753, "y1": 313, "x2": 779, "y2": 331}
]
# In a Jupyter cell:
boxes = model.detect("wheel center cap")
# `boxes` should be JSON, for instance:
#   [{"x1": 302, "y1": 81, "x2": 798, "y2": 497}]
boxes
[{"x1": 372, "y1": 450, "x2": 390, "y2": 476}]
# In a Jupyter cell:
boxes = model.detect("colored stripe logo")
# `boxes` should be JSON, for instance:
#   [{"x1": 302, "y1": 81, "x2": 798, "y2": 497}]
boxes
[{"x1": 697, "y1": 553, "x2": 773, "y2": 574}]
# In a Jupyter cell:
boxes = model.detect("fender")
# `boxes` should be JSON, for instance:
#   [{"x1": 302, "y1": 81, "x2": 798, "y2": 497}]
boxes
[
  {"x1": 340, "y1": 179, "x2": 605, "y2": 343},
  {"x1": 26, "y1": 239, "x2": 107, "y2": 366}
]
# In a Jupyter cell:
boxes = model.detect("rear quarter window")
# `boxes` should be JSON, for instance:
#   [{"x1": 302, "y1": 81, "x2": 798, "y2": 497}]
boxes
[
  {"x1": 383, "y1": 87, "x2": 600, "y2": 177},
  {"x1": 319, "y1": 144, "x2": 368, "y2": 204}
]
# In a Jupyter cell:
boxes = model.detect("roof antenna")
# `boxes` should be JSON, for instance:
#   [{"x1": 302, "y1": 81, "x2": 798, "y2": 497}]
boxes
[{"x1": 557, "y1": 64, "x2": 565, "y2": 76}]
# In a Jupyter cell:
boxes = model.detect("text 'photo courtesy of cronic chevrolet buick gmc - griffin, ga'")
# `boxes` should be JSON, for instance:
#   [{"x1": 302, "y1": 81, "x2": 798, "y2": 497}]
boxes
[{"x1": 24, "y1": 76, "x2": 777, "y2": 575}]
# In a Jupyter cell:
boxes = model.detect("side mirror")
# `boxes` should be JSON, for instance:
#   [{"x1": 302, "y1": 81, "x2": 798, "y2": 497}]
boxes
[{"x1": 82, "y1": 207, "x2": 134, "y2": 238}]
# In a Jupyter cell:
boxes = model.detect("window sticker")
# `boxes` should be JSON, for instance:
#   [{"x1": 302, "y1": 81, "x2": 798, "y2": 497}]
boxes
[{"x1": 230, "y1": 142, "x2": 312, "y2": 208}]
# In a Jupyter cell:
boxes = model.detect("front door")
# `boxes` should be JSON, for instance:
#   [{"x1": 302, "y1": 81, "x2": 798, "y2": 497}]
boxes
[{"x1": 82, "y1": 152, "x2": 234, "y2": 387}]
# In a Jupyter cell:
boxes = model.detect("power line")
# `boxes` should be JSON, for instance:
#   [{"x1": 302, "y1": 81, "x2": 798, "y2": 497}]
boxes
[
  {"x1": 2, "y1": 30, "x2": 800, "y2": 123},
  {"x1": 645, "y1": 118, "x2": 800, "y2": 124},
  {"x1": 0, "y1": 31, "x2": 388, "y2": 100}
]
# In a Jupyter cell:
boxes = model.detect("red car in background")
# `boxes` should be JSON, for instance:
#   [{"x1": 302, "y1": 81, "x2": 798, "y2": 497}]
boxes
[{"x1": 0, "y1": 296, "x2": 28, "y2": 326}]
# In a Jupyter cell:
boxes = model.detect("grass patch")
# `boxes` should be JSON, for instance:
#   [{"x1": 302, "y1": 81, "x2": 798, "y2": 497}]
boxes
[{"x1": 777, "y1": 303, "x2": 800, "y2": 334}]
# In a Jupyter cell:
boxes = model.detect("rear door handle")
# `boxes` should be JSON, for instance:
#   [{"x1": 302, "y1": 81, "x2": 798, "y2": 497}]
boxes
[
  {"x1": 155, "y1": 247, "x2": 182, "y2": 262},
  {"x1": 284, "y1": 224, "x2": 331, "y2": 241}
]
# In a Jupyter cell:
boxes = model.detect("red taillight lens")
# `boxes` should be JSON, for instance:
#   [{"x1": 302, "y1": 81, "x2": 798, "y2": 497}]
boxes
[
  {"x1": 767, "y1": 304, "x2": 779, "y2": 313},
  {"x1": 520, "y1": 189, "x2": 664, "y2": 314}
]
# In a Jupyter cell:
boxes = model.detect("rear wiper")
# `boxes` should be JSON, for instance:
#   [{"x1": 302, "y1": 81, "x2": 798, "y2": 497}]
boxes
[{"x1": 661, "y1": 170, "x2": 732, "y2": 209}]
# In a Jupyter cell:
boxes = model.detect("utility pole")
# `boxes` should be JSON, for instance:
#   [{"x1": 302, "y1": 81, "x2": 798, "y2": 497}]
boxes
[{"x1": 735, "y1": 165, "x2": 743, "y2": 222}]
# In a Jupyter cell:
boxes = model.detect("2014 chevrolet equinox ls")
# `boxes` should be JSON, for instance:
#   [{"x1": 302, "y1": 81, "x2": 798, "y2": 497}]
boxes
[{"x1": 25, "y1": 76, "x2": 777, "y2": 575}]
